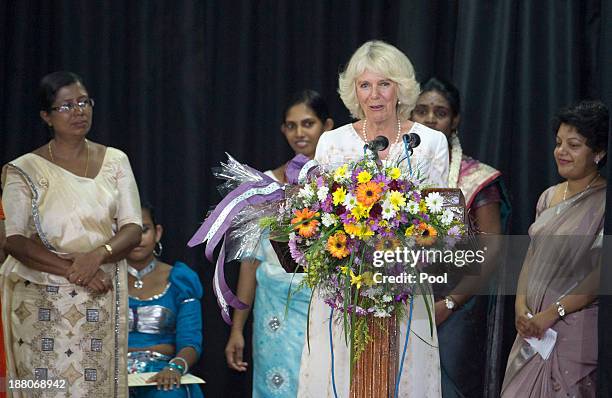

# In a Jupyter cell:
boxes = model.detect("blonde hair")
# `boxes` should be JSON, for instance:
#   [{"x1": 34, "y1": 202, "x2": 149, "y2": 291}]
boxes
[{"x1": 338, "y1": 40, "x2": 420, "y2": 120}]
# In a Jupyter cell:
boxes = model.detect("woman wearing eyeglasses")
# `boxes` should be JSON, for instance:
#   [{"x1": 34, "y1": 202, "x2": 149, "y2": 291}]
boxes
[{"x1": 1, "y1": 71, "x2": 142, "y2": 397}]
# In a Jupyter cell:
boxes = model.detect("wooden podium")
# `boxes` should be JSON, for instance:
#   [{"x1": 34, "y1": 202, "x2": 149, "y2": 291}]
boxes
[{"x1": 349, "y1": 313, "x2": 399, "y2": 398}]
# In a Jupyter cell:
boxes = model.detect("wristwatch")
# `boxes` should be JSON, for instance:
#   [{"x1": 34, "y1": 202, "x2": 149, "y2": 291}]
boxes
[
  {"x1": 555, "y1": 301, "x2": 566, "y2": 318},
  {"x1": 444, "y1": 296, "x2": 457, "y2": 311}
]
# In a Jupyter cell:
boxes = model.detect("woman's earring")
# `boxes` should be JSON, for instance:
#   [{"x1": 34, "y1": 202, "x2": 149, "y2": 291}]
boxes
[
  {"x1": 154, "y1": 241, "x2": 163, "y2": 257},
  {"x1": 595, "y1": 154, "x2": 602, "y2": 164}
]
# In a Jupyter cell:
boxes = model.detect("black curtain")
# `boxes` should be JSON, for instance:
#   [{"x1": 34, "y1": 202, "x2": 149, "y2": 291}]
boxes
[{"x1": 1, "y1": 1, "x2": 610, "y2": 396}]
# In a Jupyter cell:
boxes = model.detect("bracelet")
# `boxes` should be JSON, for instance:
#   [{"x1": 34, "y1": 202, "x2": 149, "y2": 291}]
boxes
[
  {"x1": 165, "y1": 361, "x2": 185, "y2": 375},
  {"x1": 102, "y1": 244, "x2": 113, "y2": 256},
  {"x1": 170, "y1": 357, "x2": 189, "y2": 375}
]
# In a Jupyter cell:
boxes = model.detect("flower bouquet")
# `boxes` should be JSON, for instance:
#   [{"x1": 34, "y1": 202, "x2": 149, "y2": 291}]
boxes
[
  {"x1": 260, "y1": 155, "x2": 467, "y2": 361},
  {"x1": 188, "y1": 152, "x2": 467, "y2": 397}
]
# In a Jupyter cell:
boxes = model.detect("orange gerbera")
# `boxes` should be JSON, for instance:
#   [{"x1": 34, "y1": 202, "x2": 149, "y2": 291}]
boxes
[
  {"x1": 415, "y1": 222, "x2": 438, "y2": 246},
  {"x1": 291, "y1": 208, "x2": 320, "y2": 238},
  {"x1": 327, "y1": 231, "x2": 350, "y2": 259},
  {"x1": 355, "y1": 181, "x2": 382, "y2": 206}
]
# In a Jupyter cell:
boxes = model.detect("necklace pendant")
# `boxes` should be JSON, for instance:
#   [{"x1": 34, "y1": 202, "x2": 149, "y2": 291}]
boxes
[{"x1": 134, "y1": 280, "x2": 144, "y2": 289}]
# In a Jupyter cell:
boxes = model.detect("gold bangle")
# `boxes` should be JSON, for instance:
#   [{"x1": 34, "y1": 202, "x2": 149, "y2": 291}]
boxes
[{"x1": 103, "y1": 244, "x2": 113, "y2": 256}]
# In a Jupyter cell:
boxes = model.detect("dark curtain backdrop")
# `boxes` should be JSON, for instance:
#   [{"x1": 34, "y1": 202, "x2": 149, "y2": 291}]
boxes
[{"x1": 1, "y1": 1, "x2": 610, "y2": 397}]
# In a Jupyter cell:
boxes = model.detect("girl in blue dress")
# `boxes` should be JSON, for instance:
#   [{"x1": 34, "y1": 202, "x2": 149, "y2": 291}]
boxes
[{"x1": 127, "y1": 204, "x2": 204, "y2": 398}]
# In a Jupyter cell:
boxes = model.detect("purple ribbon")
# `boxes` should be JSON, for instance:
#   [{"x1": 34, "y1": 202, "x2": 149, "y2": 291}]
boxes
[
  {"x1": 188, "y1": 154, "x2": 316, "y2": 324},
  {"x1": 188, "y1": 162, "x2": 286, "y2": 324},
  {"x1": 285, "y1": 154, "x2": 309, "y2": 184}
]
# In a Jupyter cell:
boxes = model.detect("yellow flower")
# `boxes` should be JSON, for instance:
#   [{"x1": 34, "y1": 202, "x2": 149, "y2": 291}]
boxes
[
  {"x1": 404, "y1": 225, "x2": 415, "y2": 236},
  {"x1": 379, "y1": 220, "x2": 389, "y2": 227},
  {"x1": 360, "y1": 271, "x2": 376, "y2": 287},
  {"x1": 359, "y1": 225, "x2": 374, "y2": 238},
  {"x1": 357, "y1": 170, "x2": 372, "y2": 183},
  {"x1": 340, "y1": 265, "x2": 350, "y2": 275},
  {"x1": 350, "y1": 270, "x2": 364, "y2": 289},
  {"x1": 343, "y1": 221, "x2": 373, "y2": 238},
  {"x1": 327, "y1": 231, "x2": 350, "y2": 259},
  {"x1": 419, "y1": 200, "x2": 427, "y2": 213},
  {"x1": 387, "y1": 167, "x2": 401, "y2": 180},
  {"x1": 332, "y1": 186, "x2": 347, "y2": 206},
  {"x1": 343, "y1": 222, "x2": 361, "y2": 236},
  {"x1": 351, "y1": 203, "x2": 370, "y2": 220},
  {"x1": 334, "y1": 164, "x2": 349, "y2": 181},
  {"x1": 388, "y1": 191, "x2": 406, "y2": 211},
  {"x1": 356, "y1": 181, "x2": 382, "y2": 206}
]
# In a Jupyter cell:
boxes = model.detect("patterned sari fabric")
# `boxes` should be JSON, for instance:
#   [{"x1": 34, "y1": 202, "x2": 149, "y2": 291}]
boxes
[
  {"x1": 251, "y1": 239, "x2": 310, "y2": 397},
  {"x1": 1, "y1": 150, "x2": 141, "y2": 397},
  {"x1": 501, "y1": 184, "x2": 604, "y2": 398}
]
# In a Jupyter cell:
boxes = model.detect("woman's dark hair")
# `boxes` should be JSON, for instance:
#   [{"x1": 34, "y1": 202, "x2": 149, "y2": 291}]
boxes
[
  {"x1": 39, "y1": 71, "x2": 86, "y2": 111},
  {"x1": 553, "y1": 100, "x2": 609, "y2": 168},
  {"x1": 420, "y1": 77, "x2": 461, "y2": 117},
  {"x1": 141, "y1": 201, "x2": 158, "y2": 225},
  {"x1": 282, "y1": 89, "x2": 330, "y2": 124}
]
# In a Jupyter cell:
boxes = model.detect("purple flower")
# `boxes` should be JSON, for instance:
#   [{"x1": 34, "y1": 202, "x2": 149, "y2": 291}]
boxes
[
  {"x1": 373, "y1": 174, "x2": 389, "y2": 186},
  {"x1": 447, "y1": 225, "x2": 461, "y2": 237},
  {"x1": 288, "y1": 237, "x2": 305, "y2": 265},
  {"x1": 320, "y1": 196, "x2": 333, "y2": 213}
]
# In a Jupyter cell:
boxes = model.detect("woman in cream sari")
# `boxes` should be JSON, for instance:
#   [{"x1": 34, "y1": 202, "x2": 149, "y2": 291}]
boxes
[
  {"x1": 501, "y1": 100, "x2": 608, "y2": 397},
  {"x1": 1, "y1": 71, "x2": 142, "y2": 397}
]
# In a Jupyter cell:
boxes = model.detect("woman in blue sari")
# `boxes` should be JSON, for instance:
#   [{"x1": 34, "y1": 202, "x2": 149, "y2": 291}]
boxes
[
  {"x1": 224, "y1": 90, "x2": 333, "y2": 397},
  {"x1": 127, "y1": 204, "x2": 204, "y2": 398}
]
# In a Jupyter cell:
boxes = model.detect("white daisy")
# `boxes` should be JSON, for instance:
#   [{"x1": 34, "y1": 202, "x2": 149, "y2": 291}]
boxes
[
  {"x1": 343, "y1": 193, "x2": 357, "y2": 210},
  {"x1": 406, "y1": 200, "x2": 420, "y2": 215},
  {"x1": 381, "y1": 199, "x2": 397, "y2": 220},
  {"x1": 440, "y1": 209, "x2": 455, "y2": 226},
  {"x1": 425, "y1": 192, "x2": 444, "y2": 213}
]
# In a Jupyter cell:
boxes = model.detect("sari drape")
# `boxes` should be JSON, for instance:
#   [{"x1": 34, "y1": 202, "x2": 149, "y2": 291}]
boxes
[
  {"x1": 501, "y1": 184, "x2": 604, "y2": 397},
  {"x1": 1, "y1": 149, "x2": 141, "y2": 398}
]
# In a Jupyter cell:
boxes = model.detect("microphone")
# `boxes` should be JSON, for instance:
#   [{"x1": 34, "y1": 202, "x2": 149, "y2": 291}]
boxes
[
  {"x1": 364, "y1": 135, "x2": 389, "y2": 152},
  {"x1": 402, "y1": 133, "x2": 421, "y2": 150}
]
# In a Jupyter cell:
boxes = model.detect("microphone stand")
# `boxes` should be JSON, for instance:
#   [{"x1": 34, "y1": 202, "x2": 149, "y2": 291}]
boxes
[
  {"x1": 363, "y1": 144, "x2": 384, "y2": 171},
  {"x1": 401, "y1": 137, "x2": 414, "y2": 176}
]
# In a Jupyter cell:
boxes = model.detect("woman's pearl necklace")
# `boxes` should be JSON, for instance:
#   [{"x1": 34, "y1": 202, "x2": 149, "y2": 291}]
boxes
[{"x1": 361, "y1": 118, "x2": 402, "y2": 146}]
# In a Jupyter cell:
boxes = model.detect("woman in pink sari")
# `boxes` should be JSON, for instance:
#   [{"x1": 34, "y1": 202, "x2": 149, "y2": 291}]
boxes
[
  {"x1": 411, "y1": 77, "x2": 511, "y2": 397},
  {"x1": 501, "y1": 100, "x2": 608, "y2": 397}
]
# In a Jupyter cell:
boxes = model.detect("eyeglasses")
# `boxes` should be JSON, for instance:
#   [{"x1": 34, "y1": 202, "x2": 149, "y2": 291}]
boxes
[{"x1": 50, "y1": 98, "x2": 95, "y2": 113}]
